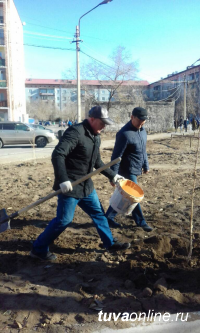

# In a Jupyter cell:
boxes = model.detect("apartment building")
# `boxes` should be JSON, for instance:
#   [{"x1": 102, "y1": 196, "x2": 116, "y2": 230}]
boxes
[
  {"x1": 146, "y1": 64, "x2": 200, "y2": 102},
  {"x1": 25, "y1": 78, "x2": 149, "y2": 112},
  {"x1": 0, "y1": 0, "x2": 26, "y2": 122}
]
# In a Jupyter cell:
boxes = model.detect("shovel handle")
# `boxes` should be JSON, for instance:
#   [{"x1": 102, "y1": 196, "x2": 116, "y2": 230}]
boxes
[{"x1": 16, "y1": 157, "x2": 121, "y2": 216}]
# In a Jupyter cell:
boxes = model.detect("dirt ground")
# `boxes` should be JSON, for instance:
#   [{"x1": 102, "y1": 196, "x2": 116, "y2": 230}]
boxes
[{"x1": 0, "y1": 134, "x2": 200, "y2": 332}]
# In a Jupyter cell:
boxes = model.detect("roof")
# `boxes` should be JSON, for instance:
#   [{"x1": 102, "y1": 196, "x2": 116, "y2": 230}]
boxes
[
  {"x1": 25, "y1": 79, "x2": 149, "y2": 86},
  {"x1": 148, "y1": 64, "x2": 200, "y2": 86}
]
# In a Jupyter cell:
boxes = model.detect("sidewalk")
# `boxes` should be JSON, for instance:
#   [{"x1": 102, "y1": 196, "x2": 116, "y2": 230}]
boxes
[{"x1": 101, "y1": 130, "x2": 199, "y2": 149}]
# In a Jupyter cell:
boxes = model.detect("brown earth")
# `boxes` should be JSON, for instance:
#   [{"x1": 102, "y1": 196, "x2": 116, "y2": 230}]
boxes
[{"x1": 0, "y1": 134, "x2": 200, "y2": 332}]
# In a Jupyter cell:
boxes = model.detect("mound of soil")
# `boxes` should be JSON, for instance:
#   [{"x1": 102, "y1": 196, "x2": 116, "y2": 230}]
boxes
[{"x1": 0, "y1": 135, "x2": 200, "y2": 332}]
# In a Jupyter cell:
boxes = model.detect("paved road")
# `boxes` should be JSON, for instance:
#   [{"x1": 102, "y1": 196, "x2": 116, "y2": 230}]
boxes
[
  {"x1": 0, "y1": 139, "x2": 59, "y2": 165},
  {"x1": 0, "y1": 130, "x2": 199, "y2": 165}
]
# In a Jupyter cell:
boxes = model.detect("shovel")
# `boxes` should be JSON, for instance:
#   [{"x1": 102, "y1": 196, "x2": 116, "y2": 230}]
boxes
[{"x1": 0, "y1": 157, "x2": 121, "y2": 233}]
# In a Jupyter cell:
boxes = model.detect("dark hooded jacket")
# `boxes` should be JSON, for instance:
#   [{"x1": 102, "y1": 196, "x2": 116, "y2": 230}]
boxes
[
  {"x1": 111, "y1": 120, "x2": 149, "y2": 176},
  {"x1": 52, "y1": 119, "x2": 116, "y2": 198}
]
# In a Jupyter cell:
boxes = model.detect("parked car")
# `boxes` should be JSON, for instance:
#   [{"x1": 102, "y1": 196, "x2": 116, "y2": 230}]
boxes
[
  {"x1": 28, "y1": 124, "x2": 54, "y2": 133},
  {"x1": 0, "y1": 122, "x2": 56, "y2": 148}
]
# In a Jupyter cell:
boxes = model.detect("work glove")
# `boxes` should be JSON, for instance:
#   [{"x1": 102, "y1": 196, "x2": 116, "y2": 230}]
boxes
[
  {"x1": 59, "y1": 181, "x2": 73, "y2": 194},
  {"x1": 112, "y1": 174, "x2": 125, "y2": 185}
]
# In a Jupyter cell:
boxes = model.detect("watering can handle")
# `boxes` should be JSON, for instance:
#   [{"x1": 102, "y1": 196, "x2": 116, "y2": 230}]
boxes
[{"x1": 17, "y1": 157, "x2": 121, "y2": 216}]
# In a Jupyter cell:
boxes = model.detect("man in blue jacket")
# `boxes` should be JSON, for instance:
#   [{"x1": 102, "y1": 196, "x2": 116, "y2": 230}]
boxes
[{"x1": 106, "y1": 107, "x2": 153, "y2": 232}]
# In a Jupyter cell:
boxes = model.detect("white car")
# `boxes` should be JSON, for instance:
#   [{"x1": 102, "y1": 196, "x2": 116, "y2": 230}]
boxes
[{"x1": 0, "y1": 121, "x2": 56, "y2": 148}]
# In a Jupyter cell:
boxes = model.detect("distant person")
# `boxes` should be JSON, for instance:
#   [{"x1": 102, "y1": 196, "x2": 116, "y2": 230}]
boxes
[
  {"x1": 179, "y1": 117, "x2": 183, "y2": 132},
  {"x1": 30, "y1": 106, "x2": 130, "y2": 261},
  {"x1": 105, "y1": 107, "x2": 153, "y2": 232},
  {"x1": 174, "y1": 118, "x2": 178, "y2": 133},
  {"x1": 184, "y1": 119, "x2": 188, "y2": 132},
  {"x1": 192, "y1": 118, "x2": 197, "y2": 131},
  {"x1": 68, "y1": 120, "x2": 72, "y2": 127},
  {"x1": 196, "y1": 118, "x2": 199, "y2": 130}
]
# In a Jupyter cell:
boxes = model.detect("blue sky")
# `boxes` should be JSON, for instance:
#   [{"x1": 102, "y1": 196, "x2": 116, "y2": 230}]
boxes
[{"x1": 15, "y1": 0, "x2": 200, "y2": 83}]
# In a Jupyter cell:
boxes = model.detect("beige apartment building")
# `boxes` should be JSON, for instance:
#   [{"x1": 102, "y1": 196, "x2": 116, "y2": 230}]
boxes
[{"x1": 0, "y1": 0, "x2": 26, "y2": 121}]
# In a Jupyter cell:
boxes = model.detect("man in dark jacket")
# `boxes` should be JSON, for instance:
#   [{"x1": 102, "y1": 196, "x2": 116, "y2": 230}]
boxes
[
  {"x1": 30, "y1": 106, "x2": 130, "y2": 261},
  {"x1": 106, "y1": 107, "x2": 153, "y2": 232}
]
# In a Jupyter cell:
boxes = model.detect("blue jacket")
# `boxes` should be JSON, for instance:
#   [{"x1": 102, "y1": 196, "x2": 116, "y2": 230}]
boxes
[{"x1": 111, "y1": 120, "x2": 149, "y2": 176}]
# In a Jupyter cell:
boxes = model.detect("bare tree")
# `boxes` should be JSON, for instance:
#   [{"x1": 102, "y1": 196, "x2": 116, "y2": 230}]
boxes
[
  {"x1": 26, "y1": 100, "x2": 58, "y2": 121},
  {"x1": 63, "y1": 46, "x2": 140, "y2": 114},
  {"x1": 84, "y1": 46, "x2": 139, "y2": 110}
]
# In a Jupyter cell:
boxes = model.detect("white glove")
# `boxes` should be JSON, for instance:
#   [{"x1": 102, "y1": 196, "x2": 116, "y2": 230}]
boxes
[
  {"x1": 59, "y1": 181, "x2": 73, "y2": 193},
  {"x1": 112, "y1": 174, "x2": 125, "y2": 184}
]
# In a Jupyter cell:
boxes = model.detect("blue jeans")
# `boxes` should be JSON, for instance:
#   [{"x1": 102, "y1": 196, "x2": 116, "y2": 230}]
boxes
[
  {"x1": 106, "y1": 173, "x2": 147, "y2": 227},
  {"x1": 33, "y1": 189, "x2": 114, "y2": 254}
]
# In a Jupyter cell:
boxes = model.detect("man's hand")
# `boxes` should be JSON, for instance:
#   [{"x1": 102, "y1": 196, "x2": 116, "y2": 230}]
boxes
[
  {"x1": 59, "y1": 181, "x2": 73, "y2": 193},
  {"x1": 110, "y1": 174, "x2": 125, "y2": 187},
  {"x1": 143, "y1": 170, "x2": 149, "y2": 174}
]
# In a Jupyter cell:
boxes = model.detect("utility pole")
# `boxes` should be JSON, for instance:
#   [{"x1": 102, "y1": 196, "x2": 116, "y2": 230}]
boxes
[
  {"x1": 71, "y1": 1, "x2": 113, "y2": 124},
  {"x1": 183, "y1": 75, "x2": 187, "y2": 120},
  {"x1": 75, "y1": 25, "x2": 81, "y2": 123}
]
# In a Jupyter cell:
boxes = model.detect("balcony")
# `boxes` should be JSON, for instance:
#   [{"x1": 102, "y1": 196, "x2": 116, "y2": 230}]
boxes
[
  {"x1": 39, "y1": 92, "x2": 55, "y2": 96},
  {"x1": 0, "y1": 58, "x2": 5, "y2": 66},
  {"x1": 0, "y1": 81, "x2": 6, "y2": 87},
  {"x1": 0, "y1": 37, "x2": 4, "y2": 45},
  {"x1": 0, "y1": 100, "x2": 7, "y2": 107}
]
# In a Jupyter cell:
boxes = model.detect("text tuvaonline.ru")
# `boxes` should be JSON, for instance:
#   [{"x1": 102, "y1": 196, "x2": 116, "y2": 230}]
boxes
[{"x1": 98, "y1": 310, "x2": 189, "y2": 322}]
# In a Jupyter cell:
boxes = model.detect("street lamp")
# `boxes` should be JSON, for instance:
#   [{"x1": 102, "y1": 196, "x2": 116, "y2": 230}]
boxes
[
  {"x1": 73, "y1": 0, "x2": 113, "y2": 123},
  {"x1": 191, "y1": 58, "x2": 200, "y2": 66}
]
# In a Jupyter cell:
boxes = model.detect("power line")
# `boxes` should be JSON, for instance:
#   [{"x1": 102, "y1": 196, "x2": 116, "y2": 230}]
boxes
[
  {"x1": 24, "y1": 30, "x2": 72, "y2": 40},
  {"x1": 25, "y1": 22, "x2": 74, "y2": 35},
  {"x1": 25, "y1": 22, "x2": 112, "y2": 42},
  {"x1": 157, "y1": 85, "x2": 182, "y2": 102},
  {"x1": 24, "y1": 43, "x2": 75, "y2": 51},
  {"x1": 161, "y1": 84, "x2": 182, "y2": 92},
  {"x1": 153, "y1": 83, "x2": 183, "y2": 103},
  {"x1": 174, "y1": 87, "x2": 182, "y2": 102},
  {"x1": 80, "y1": 50, "x2": 115, "y2": 70}
]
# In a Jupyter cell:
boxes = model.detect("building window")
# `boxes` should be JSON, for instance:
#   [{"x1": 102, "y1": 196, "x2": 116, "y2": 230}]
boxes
[
  {"x1": 102, "y1": 97, "x2": 105, "y2": 101},
  {"x1": 28, "y1": 89, "x2": 32, "y2": 93},
  {"x1": 63, "y1": 97, "x2": 66, "y2": 101},
  {"x1": 102, "y1": 90, "x2": 105, "y2": 94},
  {"x1": 40, "y1": 89, "x2": 47, "y2": 93},
  {"x1": 47, "y1": 89, "x2": 54, "y2": 93},
  {"x1": 57, "y1": 97, "x2": 60, "y2": 100}
]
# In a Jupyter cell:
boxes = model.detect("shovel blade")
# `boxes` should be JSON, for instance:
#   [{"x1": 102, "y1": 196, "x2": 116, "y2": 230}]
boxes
[
  {"x1": 0, "y1": 209, "x2": 10, "y2": 233},
  {"x1": 0, "y1": 220, "x2": 10, "y2": 233}
]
